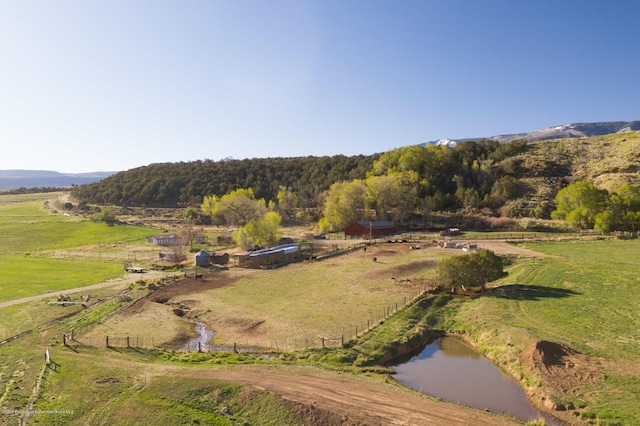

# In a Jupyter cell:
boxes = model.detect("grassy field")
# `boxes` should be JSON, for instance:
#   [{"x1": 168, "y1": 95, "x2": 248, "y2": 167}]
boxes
[
  {"x1": 450, "y1": 239, "x2": 640, "y2": 424},
  {"x1": 82, "y1": 244, "x2": 447, "y2": 351},
  {"x1": 0, "y1": 257, "x2": 125, "y2": 303},
  {"x1": 0, "y1": 193, "x2": 157, "y2": 303}
]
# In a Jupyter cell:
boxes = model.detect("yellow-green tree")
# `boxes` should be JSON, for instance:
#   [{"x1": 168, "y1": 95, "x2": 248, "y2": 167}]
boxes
[
  {"x1": 236, "y1": 211, "x2": 282, "y2": 249},
  {"x1": 201, "y1": 188, "x2": 266, "y2": 227},
  {"x1": 318, "y1": 180, "x2": 367, "y2": 232},
  {"x1": 551, "y1": 181, "x2": 608, "y2": 229}
]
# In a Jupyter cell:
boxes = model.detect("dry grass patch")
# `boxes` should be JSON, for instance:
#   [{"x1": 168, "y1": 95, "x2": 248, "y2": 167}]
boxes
[
  {"x1": 80, "y1": 299, "x2": 194, "y2": 349},
  {"x1": 81, "y1": 243, "x2": 451, "y2": 351}
]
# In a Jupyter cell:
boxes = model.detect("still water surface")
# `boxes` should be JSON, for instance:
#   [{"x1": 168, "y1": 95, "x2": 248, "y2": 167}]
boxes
[{"x1": 393, "y1": 337, "x2": 563, "y2": 425}]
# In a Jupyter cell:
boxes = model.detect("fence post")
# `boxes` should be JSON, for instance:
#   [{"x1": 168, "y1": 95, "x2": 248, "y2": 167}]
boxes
[
  {"x1": 321, "y1": 337, "x2": 325, "y2": 348},
  {"x1": 126, "y1": 336, "x2": 130, "y2": 348},
  {"x1": 71, "y1": 329, "x2": 75, "y2": 340},
  {"x1": 355, "y1": 325, "x2": 358, "y2": 336},
  {"x1": 341, "y1": 334, "x2": 344, "y2": 347},
  {"x1": 63, "y1": 334, "x2": 67, "y2": 346},
  {"x1": 106, "y1": 336, "x2": 109, "y2": 347}
]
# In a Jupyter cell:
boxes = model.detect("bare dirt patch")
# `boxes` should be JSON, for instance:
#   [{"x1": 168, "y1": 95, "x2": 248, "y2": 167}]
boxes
[
  {"x1": 123, "y1": 270, "x2": 245, "y2": 316},
  {"x1": 520, "y1": 340, "x2": 605, "y2": 415},
  {"x1": 521, "y1": 340, "x2": 603, "y2": 394},
  {"x1": 472, "y1": 240, "x2": 552, "y2": 258}
]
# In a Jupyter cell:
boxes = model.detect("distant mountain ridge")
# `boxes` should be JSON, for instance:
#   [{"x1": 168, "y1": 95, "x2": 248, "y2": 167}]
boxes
[
  {"x1": 428, "y1": 120, "x2": 640, "y2": 147},
  {"x1": 0, "y1": 170, "x2": 116, "y2": 190}
]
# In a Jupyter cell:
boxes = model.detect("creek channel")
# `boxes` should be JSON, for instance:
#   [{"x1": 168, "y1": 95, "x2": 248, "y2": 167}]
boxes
[
  {"x1": 179, "y1": 322, "x2": 214, "y2": 352},
  {"x1": 393, "y1": 336, "x2": 564, "y2": 425}
]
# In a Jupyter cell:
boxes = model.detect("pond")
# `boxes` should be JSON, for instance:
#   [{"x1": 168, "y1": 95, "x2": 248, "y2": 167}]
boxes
[{"x1": 393, "y1": 336, "x2": 564, "y2": 425}]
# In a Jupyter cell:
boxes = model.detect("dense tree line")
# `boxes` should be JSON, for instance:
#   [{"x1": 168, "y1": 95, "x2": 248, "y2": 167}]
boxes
[
  {"x1": 71, "y1": 155, "x2": 376, "y2": 208},
  {"x1": 71, "y1": 140, "x2": 532, "y2": 226}
]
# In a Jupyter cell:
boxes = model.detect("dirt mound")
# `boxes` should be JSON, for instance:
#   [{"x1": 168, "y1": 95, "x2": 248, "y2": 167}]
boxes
[{"x1": 520, "y1": 340, "x2": 603, "y2": 397}]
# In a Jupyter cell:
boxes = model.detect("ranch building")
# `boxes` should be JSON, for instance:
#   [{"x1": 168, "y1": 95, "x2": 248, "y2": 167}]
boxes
[
  {"x1": 236, "y1": 244, "x2": 302, "y2": 268},
  {"x1": 344, "y1": 221, "x2": 398, "y2": 238},
  {"x1": 146, "y1": 234, "x2": 181, "y2": 246}
]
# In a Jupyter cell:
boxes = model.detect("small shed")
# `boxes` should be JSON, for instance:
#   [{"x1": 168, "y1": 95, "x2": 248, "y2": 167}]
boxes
[
  {"x1": 194, "y1": 250, "x2": 211, "y2": 267},
  {"x1": 344, "y1": 221, "x2": 398, "y2": 238},
  {"x1": 212, "y1": 252, "x2": 230, "y2": 265}
]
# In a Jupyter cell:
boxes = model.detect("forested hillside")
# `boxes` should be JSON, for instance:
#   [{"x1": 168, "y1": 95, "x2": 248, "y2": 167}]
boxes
[
  {"x1": 71, "y1": 131, "x2": 640, "y2": 223},
  {"x1": 71, "y1": 155, "x2": 376, "y2": 208}
]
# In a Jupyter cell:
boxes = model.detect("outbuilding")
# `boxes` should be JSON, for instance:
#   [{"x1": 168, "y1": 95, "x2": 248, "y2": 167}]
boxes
[
  {"x1": 194, "y1": 250, "x2": 211, "y2": 267},
  {"x1": 344, "y1": 221, "x2": 398, "y2": 238},
  {"x1": 212, "y1": 251, "x2": 230, "y2": 265},
  {"x1": 237, "y1": 244, "x2": 301, "y2": 268}
]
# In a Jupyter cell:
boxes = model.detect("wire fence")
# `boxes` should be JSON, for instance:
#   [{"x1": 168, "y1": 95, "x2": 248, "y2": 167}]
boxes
[
  {"x1": 35, "y1": 248, "x2": 162, "y2": 261},
  {"x1": 68, "y1": 284, "x2": 431, "y2": 353}
]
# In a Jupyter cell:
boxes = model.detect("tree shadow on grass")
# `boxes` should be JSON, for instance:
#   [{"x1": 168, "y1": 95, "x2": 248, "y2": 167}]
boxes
[{"x1": 486, "y1": 284, "x2": 581, "y2": 301}]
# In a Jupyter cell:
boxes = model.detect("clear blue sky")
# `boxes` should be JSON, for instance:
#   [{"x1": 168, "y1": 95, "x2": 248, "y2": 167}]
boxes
[{"x1": 1, "y1": 0, "x2": 639, "y2": 173}]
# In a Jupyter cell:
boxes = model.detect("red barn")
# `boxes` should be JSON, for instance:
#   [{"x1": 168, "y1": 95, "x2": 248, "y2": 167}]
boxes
[{"x1": 344, "y1": 221, "x2": 398, "y2": 238}]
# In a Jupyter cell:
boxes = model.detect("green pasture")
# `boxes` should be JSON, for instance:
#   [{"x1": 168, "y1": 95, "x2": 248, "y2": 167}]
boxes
[
  {"x1": 0, "y1": 221, "x2": 151, "y2": 255},
  {"x1": 451, "y1": 239, "x2": 640, "y2": 423},
  {"x1": 0, "y1": 257, "x2": 124, "y2": 303},
  {"x1": 0, "y1": 192, "x2": 158, "y2": 303},
  {"x1": 0, "y1": 192, "x2": 153, "y2": 254},
  {"x1": 0, "y1": 192, "x2": 65, "y2": 223}
]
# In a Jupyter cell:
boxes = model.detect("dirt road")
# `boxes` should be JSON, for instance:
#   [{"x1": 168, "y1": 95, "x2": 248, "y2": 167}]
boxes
[{"x1": 185, "y1": 366, "x2": 520, "y2": 425}]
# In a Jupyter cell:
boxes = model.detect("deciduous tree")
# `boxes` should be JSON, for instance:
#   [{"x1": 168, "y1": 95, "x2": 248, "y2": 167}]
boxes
[
  {"x1": 436, "y1": 249, "x2": 505, "y2": 293},
  {"x1": 201, "y1": 188, "x2": 267, "y2": 227},
  {"x1": 551, "y1": 181, "x2": 608, "y2": 229},
  {"x1": 318, "y1": 180, "x2": 367, "y2": 232}
]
